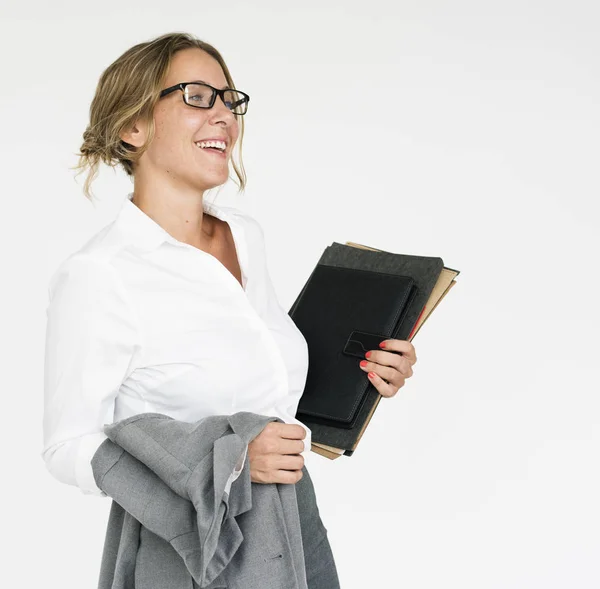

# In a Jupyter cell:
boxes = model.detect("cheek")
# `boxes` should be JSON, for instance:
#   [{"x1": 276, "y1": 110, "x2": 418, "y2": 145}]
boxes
[
  {"x1": 230, "y1": 121, "x2": 240, "y2": 141},
  {"x1": 151, "y1": 112, "x2": 200, "y2": 162}
]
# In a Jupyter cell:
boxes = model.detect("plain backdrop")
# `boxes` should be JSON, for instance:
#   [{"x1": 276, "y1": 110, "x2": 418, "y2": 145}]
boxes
[{"x1": 1, "y1": 1, "x2": 598, "y2": 588}]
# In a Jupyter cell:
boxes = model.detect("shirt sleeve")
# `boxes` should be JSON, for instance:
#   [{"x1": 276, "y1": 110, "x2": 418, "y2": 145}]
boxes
[{"x1": 41, "y1": 255, "x2": 139, "y2": 497}]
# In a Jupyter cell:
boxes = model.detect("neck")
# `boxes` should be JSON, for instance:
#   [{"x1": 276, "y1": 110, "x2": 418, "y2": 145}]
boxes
[{"x1": 130, "y1": 170, "x2": 216, "y2": 248}]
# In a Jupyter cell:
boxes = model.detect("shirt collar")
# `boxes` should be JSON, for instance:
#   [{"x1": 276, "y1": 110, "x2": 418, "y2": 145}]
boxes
[{"x1": 115, "y1": 192, "x2": 236, "y2": 253}]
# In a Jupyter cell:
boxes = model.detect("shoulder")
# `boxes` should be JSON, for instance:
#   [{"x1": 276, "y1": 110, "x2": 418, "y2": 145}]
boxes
[
  {"x1": 47, "y1": 252, "x2": 123, "y2": 304},
  {"x1": 47, "y1": 221, "x2": 129, "y2": 298}
]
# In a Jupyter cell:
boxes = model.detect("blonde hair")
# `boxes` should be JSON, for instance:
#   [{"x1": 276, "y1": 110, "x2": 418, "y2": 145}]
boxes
[{"x1": 71, "y1": 32, "x2": 248, "y2": 200}]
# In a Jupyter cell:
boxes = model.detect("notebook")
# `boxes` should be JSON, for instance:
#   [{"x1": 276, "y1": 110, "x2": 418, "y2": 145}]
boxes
[{"x1": 289, "y1": 241, "x2": 460, "y2": 459}]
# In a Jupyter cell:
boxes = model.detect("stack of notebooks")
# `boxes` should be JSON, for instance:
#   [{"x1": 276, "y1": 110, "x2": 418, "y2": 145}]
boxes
[{"x1": 289, "y1": 241, "x2": 460, "y2": 460}]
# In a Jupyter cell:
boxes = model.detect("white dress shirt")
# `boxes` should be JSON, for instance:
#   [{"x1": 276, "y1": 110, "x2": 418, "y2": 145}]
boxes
[{"x1": 42, "y1": 192, "x2": 311, "y2": 497}]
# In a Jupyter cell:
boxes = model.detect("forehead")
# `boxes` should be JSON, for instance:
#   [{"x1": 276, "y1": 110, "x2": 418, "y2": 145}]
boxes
[{"x1": 164, "y1": 48, "x2": 228, "y2": 89}]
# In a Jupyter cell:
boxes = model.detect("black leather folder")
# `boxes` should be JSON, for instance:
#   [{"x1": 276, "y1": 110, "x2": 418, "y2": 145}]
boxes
[{"x1": 289, "y1": 241, "x2": 456, "y2": 457}]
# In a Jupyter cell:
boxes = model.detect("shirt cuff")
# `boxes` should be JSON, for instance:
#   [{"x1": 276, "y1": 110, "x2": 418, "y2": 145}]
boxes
[
  {"x1": 76, "y1": 432, "x2": 110, "y2": 497},
  {"x1": 224, "y1": 444, "x2": 248, "y2": 495}
]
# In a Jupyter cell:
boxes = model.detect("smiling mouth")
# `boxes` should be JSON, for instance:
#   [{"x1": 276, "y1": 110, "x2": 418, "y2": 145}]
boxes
[{"x1": 195, "y1": 144, "x2": 227, "y2": 158}]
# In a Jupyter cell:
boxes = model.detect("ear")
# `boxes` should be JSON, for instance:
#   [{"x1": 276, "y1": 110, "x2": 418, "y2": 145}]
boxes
[{"x1": 120, "y1": 118, "x2": 148, "y2": 148}]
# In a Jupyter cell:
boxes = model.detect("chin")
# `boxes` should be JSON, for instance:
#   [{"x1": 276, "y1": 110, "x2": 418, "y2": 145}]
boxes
[
  {"x1": 202, "y1": 169, "x2": 228, "y2": 182},
  {"x1": 195, "y1": 176, "x2": 228, "y2": 191}
]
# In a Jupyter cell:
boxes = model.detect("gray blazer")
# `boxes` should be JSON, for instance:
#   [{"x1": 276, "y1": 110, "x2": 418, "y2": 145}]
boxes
[{"x1": 90, "y1": 411, "x2": 309, "y2": 589}]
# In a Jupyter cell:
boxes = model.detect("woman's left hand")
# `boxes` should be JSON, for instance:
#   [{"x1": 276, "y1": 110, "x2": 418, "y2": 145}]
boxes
[{"x1": 358, "y1": 339, "x2": 417, "y2": 398}]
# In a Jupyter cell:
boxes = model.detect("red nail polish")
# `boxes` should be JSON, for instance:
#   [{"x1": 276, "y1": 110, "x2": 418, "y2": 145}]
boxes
[
  {"x1": 368, "y1": 372, "x2": 376, "y2": 378},
  {"x1": 360, "y1": 360, "x2": 368, "y2": 367},
  {"x1": 379, "y1": 341, "x2": 387, "y2": 348},
  {"x1": 365, "y1": 351, "x2": 371, "y2": 359}
]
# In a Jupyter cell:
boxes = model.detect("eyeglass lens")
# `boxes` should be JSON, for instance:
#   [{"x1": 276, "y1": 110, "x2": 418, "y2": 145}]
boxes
[{"x1": 184, "y1": 84, "x2": 248, "y2": 115}]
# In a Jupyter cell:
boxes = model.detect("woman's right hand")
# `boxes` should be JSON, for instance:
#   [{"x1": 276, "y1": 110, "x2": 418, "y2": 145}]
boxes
[{"x1": 247, "y1": 422, "x2": 306, "y2": 484}]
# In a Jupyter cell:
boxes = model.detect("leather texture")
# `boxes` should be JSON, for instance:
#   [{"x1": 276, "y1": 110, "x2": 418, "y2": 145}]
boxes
[
  {"x1": 292, "y1": 263, "x2": 416, "y2": 428},
  {"x1": 289, "y1": 242, "x2": 444, "y2": 455}
]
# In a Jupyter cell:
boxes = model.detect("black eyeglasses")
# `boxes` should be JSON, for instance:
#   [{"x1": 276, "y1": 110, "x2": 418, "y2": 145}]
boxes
[{"x1": 159, "y1": 82, "x2": 250, "y2": 116}]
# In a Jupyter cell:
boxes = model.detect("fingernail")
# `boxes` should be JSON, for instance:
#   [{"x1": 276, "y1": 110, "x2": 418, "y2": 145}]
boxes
[
  {"x1": 379, "y1": 341, "x2": 387, "y2": 348},
  {"x1": 365, "y1": 351, "x2": 372, "y2": 359}
]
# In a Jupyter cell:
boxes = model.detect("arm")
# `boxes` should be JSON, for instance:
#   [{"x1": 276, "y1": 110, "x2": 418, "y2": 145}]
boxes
[{"x1": 41, "y1": 255, "x2": 139, "y2": 496}]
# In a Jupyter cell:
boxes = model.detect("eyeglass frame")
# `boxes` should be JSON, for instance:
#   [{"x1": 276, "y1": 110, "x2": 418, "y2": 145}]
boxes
[{"x1": 159, "y1": 82, "x2": 250, "y2": 115}]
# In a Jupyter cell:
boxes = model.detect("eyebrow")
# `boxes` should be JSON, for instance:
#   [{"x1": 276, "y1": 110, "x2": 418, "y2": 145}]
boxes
[{"x1": 192, "y1": 80, "x2": 229, "y2": 90}]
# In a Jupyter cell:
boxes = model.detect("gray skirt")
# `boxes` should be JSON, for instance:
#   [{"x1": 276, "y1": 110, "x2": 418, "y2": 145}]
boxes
[{"x1": 295, "y1": 465, "x2": 341, "y2": 589}]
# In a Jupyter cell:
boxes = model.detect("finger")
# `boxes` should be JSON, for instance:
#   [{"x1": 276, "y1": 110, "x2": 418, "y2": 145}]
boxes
[
  {"x1": 274, "y1": 452, "x2": 305, "y2": 470},
  {"x1": 278, "y1": 438, "x2": 307, "y2": 455},
  {"x1": 378, "y1": 363, "x2": 409, "y2": 387},
  {"x1": 359, "y1": 352, "x2": 413, "y2": 381},
  {"x1": 364, "y1": 350, "x2": 413, "y2": 376},
  {"x1": 277, "y1": 423, "x2": 307, "y2": 440},
  {"x1": 379, "y1": 339, "x2": 417, "y2": 365},
  {"x1": 367, "y1": 370, "x2": 401, "y2": 398}
]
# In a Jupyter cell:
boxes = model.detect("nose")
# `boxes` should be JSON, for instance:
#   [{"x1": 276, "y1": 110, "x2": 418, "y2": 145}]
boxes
[{"x1": 212, "y1": 93, "x2": 236, "y2": 119}]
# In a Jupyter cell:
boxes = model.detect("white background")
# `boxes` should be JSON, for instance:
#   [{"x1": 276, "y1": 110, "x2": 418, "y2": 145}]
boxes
[{"x1": 1, "y1": 1, "x2": 599, "y2": 587}]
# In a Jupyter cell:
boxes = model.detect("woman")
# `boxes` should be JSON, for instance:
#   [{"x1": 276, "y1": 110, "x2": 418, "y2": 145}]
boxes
[{"x1": 42, "y1": 32, "x2": 416, "y2": 587}]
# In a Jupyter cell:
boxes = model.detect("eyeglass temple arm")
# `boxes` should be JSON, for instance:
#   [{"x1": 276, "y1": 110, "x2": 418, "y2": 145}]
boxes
[{"x1": 159, "y1": 84, "x2": 184, "y2": 98}]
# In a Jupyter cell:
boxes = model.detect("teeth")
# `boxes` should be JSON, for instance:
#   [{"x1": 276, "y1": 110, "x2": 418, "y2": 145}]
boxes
[{"x1": 195, "y1": 140, "x2": 226, "y2": 151}]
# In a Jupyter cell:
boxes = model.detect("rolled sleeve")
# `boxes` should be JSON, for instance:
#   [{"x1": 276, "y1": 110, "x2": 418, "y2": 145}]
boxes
[{"x1": 41, "y1": 255, "x2": 139, "y2": 496}]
